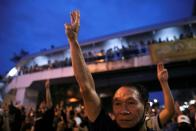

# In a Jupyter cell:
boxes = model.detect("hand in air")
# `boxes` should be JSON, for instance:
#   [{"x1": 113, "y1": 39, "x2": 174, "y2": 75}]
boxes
[{"x1": 65, "y1": 10, "x2": 80, "y2": 40}]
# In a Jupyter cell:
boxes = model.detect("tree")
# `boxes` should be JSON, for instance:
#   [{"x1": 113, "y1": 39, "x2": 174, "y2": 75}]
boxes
[{"x1": 10, "y1": 49, "x2": 29, "y2": 64}]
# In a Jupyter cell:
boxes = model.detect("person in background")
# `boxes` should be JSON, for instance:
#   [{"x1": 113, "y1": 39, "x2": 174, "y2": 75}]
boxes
[
  {"x1": 177, "y1": 114, "x2": 192, "y2": 131},
  {"x1": 188, "y1": 103, "x2": 196, "y2": 130},
  {"x1": 33, "y1": 79, "x2": 54, "y2": 131}
]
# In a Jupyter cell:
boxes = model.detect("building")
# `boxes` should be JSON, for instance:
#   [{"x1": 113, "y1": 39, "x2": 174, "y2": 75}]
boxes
[{"x1": 3, "y1": 17, "x2": 196, "y2": 109}]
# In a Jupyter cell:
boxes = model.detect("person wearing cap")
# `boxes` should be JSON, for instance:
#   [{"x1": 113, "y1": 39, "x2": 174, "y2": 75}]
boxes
[
  {"x1": 33, "y1": 80, "x2": 54, "y2": 131},
  {"x1": 177, "y1": 115, "x2": 192, "y2": 131}
]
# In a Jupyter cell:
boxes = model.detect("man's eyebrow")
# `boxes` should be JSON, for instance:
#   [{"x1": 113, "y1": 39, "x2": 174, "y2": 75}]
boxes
[
  {"x1": 113, "y1": 96, "x2": 135, "y2": 101},
  {"x1": 126, "y1": 97, "x2": 136, "y2": 101},
  {"x1": 112, "y1": 98, "x2": 120, "y2": 101}
]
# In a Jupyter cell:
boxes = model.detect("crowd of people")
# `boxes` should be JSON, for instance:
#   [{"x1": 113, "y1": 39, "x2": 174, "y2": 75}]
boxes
[
  {"x1": 0, "y1": 83, "x2": 196, "y2": 131},
  {"x1": 17, "y1": 24, "x2": 195, "y2": 75},
  {"x1": 18, "y1": 41, "x2": 148, "y2": 75},
  {"x1": 0, "y1": 83, "x2": 195, "y2": 131},
  {"x1": 0, "y1": 80, "x2": 90, "y2": 131}
]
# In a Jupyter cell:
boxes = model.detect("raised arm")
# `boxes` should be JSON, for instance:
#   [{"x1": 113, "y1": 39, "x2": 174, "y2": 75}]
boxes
[
  {"x1": 64, "y1": 10, "x2": 101, "y2": 122},
  {"x1": 45, "y1": 79, "x2": 53, "y2": 108},
  {"x1": 157, "y1": 63, "x2": 175, "y2": 126}
]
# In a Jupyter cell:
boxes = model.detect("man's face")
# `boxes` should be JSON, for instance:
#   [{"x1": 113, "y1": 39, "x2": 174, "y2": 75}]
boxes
[
  {"x1": 112, "y1": 86, "x2": 145, "y2": 128},
  {"x1": 188, "y1": 105, "x2": 196, "y2": 117},
  {"x1": 189, "y1": 105, "x2": 196, "y2": 112},
  {"x1": 39, "y1": 101, "x2": 46, "y2": 113},
  {"x1": 60, "y1": 100, "x2": 64, "y2": 107}
]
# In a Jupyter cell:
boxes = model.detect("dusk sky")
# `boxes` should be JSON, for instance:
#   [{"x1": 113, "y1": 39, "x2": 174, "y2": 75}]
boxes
[{"x1": 0, "y1": 0, "x2": 194, "y2": 75}]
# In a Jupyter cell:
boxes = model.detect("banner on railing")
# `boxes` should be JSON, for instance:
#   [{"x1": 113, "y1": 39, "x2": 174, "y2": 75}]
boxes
[{"x1": 149, "y1": 38, "x2": 196, "y2": 63}]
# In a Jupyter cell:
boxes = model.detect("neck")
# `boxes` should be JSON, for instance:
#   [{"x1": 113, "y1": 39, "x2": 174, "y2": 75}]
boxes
[
  {"x1": 131, "y1": 122, "x2": 147, "y2": 131},
  {"x1": 119, "y1": 120, "x2": 147, "y2": 131}
]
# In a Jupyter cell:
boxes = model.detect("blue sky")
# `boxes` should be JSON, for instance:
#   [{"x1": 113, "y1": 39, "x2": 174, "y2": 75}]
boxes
[{"x1": 0, "y1": 0, "x2": 194, "y2": 75}]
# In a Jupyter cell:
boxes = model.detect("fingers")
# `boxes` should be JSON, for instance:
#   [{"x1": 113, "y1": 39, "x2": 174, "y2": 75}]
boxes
[
  {"x1": 64, "y1": 24, "x2": 72, "y2": 34},
  {"x1": 64, "y1": 24, "x2": 71, "y2": 30},
  {"x1": 45, "y1": 80, "x2": 50, "y2": 88},
  {"x1": 75, "y1": 10, "x2": 80, "y2": 25},
  {"x1": 158, "y1": 68, "x2": 168, "y2": 81},
  {"x1": 157, "y1": 62, "x2": 164, "y2": 72},
  {"x1": 70, "y1": 10, "x2": 80, "y2": 25},
  {"x1": 71, "y1": 12, "x2": 75, "y2": 25},
  {"x1": 159, "y1": 69, "x2": 167, "y2": 75},
  {"x1": 65, "y1": 10, "x2": 80, "y2": 38},
  {"x1": 64, "y1": 24, "x2": 67, "y2": 29}
]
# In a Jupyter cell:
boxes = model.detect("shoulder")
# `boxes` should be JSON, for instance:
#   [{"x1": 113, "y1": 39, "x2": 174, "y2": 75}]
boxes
[
  {"x1": 146, "y1": 115, "x2": 162, "y2": 131},
  {"x1": 90, "y1": 109, "x2": 112, "y2": 124},
  {"x1": 89, "y1": 109, "x2": 116, "y2": 131}
]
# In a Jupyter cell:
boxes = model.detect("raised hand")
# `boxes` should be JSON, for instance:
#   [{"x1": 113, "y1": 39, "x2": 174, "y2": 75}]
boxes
[
  {"x1": 157, "y1": 63, "x2": 168, "y2": 82},
  {"x1": 157, "y1": 63, "x2": 174, "y2": 126},
  {"x1": 45, "y1": 79, "x2": 50, "y2": 88},
  {"x1": 65, "y1": 10, "x2": 80, "y2": 40}
]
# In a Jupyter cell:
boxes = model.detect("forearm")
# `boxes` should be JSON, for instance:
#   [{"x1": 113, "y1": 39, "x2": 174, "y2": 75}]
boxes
[
  {"x1": 68, "y1": 38, "x2": 95, "y2": 91},
  {"x1": 65, "y1": 11, "x2": 101, "y2": 121},
  {"x1": 159, "y1": 80, "x2": 174, "y2": 125},
  {"x1": 46, "y1": 88, "x2": 53, "y2": 108},
  {"x1": 160, "y1": 81, "x2": 174, "y2": 111},
  {"x1": 68, "y1": 38, "x2": 101, "y2": 122}
]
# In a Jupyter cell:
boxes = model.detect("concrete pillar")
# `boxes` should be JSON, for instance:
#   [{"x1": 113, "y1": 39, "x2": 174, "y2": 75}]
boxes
[{"x1": 15, "y1": 88, "x2": 26, "y2": 104}]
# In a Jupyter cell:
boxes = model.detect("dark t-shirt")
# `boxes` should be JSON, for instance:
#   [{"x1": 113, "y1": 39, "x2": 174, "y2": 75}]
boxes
[
  {"x1": 34, "y1": 107, "x2": 54, "y2": 131},
  {"x1": 89, "y1": 109, "x2": 154, "y2": 131}
]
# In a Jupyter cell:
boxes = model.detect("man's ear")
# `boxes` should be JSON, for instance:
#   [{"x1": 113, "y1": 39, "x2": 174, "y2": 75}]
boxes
[{"x1": 108, "y1": 112, "x2": 115, "y2": 120}]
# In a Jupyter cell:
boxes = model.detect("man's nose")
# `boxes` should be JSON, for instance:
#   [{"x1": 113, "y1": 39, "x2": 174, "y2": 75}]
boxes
[
  {"x1": 120, "y1": 104, "x2": 130, "y2": 115},
  {"x1": 120, "y1": 110, "x2": 130, "y2": 115}
]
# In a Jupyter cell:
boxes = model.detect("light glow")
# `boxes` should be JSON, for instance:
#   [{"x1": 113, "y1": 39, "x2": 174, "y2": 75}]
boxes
[{"x1": 6, "y1": 67, "x2": 18, "y2": 77}]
